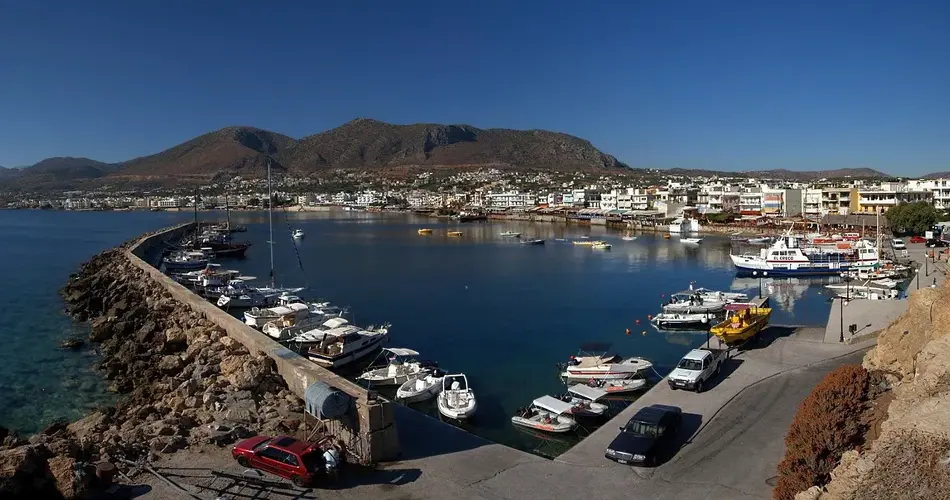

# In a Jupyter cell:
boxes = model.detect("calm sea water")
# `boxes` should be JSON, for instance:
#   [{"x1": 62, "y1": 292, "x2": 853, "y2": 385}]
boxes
[{"x1": 0, "y1": 209, "x2": 835, "y2": 453}]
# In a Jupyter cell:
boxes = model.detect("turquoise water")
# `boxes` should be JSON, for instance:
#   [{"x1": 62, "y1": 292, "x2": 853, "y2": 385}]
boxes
[
  {"x1": 0, "y1": 210, "x2": 191, "y2": 434},
  {"x1": 0, "y1": 209, "x2": 835, "y2": 453}
]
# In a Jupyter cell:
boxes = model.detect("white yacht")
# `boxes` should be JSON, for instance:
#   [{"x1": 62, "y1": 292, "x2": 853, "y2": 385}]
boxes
[
  {"x1": 262, "y1": 303, "x2": 343, "y2": 339},
  {"x1": 306, "y1": 323, "x2": 391, "y2": 369},
  {"x1": 669, "y1": 217, "x2": 701, "y2": 234},
  {"x1": 731, "y1": 233, "x2": 879, "y2": 277},
  {"x1": 559, "y1": 344, "x2": 653, "y2": 381},
  {"x1": 243, "y1": 295, "x2": 310, "y2": 328},
  {"x1": 283, "y1": 317, "x2": 351, "y2": 344},
  {"x1": 499, "y1": 231, "x2": 521, "y2": 238},
  {"x1": 651, "y1": 311, "x2": 716, "y2": 330}
]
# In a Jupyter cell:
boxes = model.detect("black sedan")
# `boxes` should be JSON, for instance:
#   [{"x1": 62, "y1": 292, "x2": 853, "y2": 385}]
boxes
[
  {"x1": 927, "y1": 239, "x2": 949, "y2": 248},
  {"x1": 605, "y1": 404, "x2": 682, "y2": 466}
]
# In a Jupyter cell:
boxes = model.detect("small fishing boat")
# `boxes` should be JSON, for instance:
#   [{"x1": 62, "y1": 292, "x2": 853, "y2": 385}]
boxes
[
  {"x1": 592, "y1": 242, "x2": 612, "y2": 250},
  {"x1": 560, "y1": 384, "x2": 610, "y2": 417},
  {"x1": 682, "y1": 238, "x2": 703, "y2": 244},
  {"x1": 447, "y1": 231, "x2": 463, "y2": 237},
  {"x1": 437, "y1": 373, "x2": 477, "y2": 420},
  {"x1": 500, "y1": 231, "x2": 521, "y2": 238},
  {"x1": 586, "y1": 376, "x2": 648, "y2": 395},
  {"x1": 357, "y1": 348, "x2": 435, "y2": 386},
  {"x1": 709, "y1": 303, "x2": 772, "y2": 344},
  {"x1": 572, "y1": 240, "x2": 595, "y2": 246},
  {"x1": 621, "y1": 235, "x2": 637, "y2": 241},
  {"x1": 559, "y1": 343, "x2": 653, "y2": 381},
  {"x1": 417, "y1": 228, "x2": 433, "y2": 235},
  {"x1": 395, "y1": 370, "x2": 446, "y2": 403},
  {"x1": 511, "y1": 396, "x2": 577, "y2": 433},
  {"x1": 651, "y1": 312, "x2": 716, "y2": 330},
  {"x1": 292, "y1": 229, "x2": 305, "y2": 239},
  {"x1": 520, "y1": 239, "x2": 545, "y2": 245}
]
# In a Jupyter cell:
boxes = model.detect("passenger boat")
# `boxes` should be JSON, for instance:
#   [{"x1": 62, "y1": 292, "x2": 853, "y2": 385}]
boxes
[
  {"x1": 500, "y1": 231, "x2": 521, "y2": 238},
  {"x1": 243, "y1": 295, "x2": 310, "y2": 328},
  {"x1": 511, "y1": 396, "x2": 577, "y2": 433},
  {"x1": 447, "y1": 231, "x2": 463, "y2": 237},
  {"x1": 592, "y1": 242, "x2": 612, "y2": 250},
  {"x1": 559, "y1": 343, "x2": 653, "y2": 381},
  {"x1": 730, "y1": 233, "x2": 879, "y2": 276},
  {"x1": 437, "y1": 374, "x2": 477, "y2": 420},
  {"x1": 520, "y1": 238, "x2": 545, "y2": 245},
  {"x1": 651, "y1": 311, "x2": 716, "y2": 330},
  {"x1": 709, "y1": 303, "x2": 772, "y2": 344},
  {"x1": 305, "y1": 323, "x2": 391, "y2": 369},
  {"x1": 669, "y1": 217, "x2": 701, "y2": 234},
  {"x1": 560, "y1": 385, "x2": 610, "y2": 417},
  {"x1": 395, "y1": 370, "x2": 445, "y2": 403},
  {"x1": 292, "y1": 229, "x2": 305, "y2": 239},
  {"x1": 417, "y1": 228, "x2": 433, "y2": 235},
  {"x1": 586, "y1": 376, "x2": 648, "y2": 395},
  {"x1": 681, "y1": 238, "x2": 703, "y2": 244},
  {"x1": 357, "y1": 348, "x2": 436, "y2": 387}
]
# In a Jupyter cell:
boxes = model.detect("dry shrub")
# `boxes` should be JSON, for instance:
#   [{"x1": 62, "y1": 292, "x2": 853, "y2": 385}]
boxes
[
  {"x1": 861, "y1": 429, "x2": 950, "y2": 500},
  {"x1": 774, "y1": 364, "x2": 870, "y2": 500}
]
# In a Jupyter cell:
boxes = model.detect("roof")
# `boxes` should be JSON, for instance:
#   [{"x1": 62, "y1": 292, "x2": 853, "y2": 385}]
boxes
[
  {"x1": 383, "y1": 347, "x2": 420, "y2": 357},
  {"x1": 567, "y1": 384, "x2": 608, "y2": 402},
  {"x1": 271, "y1": 436, "x2": 312, "y2": 454},
  {"x1": 631, "y1": 404, "x2": 681, "y2": 424},
  {"x1": 682, "y1": 349, "x2": 712, "y2": 361},
  {"x1": 323, "y1": 317, "x2": 349, "y2": 328},
  {"x1": 532, "y1": 395, "x2": 573, "y2": 415}
]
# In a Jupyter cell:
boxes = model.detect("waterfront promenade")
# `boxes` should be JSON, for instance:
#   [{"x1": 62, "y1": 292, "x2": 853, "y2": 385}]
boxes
[{"x1": 137, "y1": 325, "x2": 873, "y2": 500}]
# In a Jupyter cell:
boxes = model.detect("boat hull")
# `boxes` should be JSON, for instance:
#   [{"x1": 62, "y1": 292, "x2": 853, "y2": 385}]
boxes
[
  {"x1": 511, "y1": 416, "x2": 575, "y2": 433},
  {"x1": 438, "y1": 394, "x2": 477, "y2": 420},
  {"x1": 710, "y1": 309, "x2": 772, "y2": 344},
  {"x1": 307, "y1": 334, "x2": 388, "y2": 369},
  {"x1": 395, "y1": 378, "x2": 443, "y2": 403}
]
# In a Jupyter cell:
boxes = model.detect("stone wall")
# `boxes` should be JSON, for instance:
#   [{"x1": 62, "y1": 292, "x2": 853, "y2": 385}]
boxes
[{"x1": 126, "y1": 224, "x2": 400, "y2": 464}]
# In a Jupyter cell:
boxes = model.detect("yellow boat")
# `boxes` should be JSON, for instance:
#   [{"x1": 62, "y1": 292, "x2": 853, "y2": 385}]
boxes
[
  {"x1": 709, "y1": 304, "x2": 772, "y2": 344},
  {"x1": 418, "y1": 228, "x2": 433, "y2": 235},
  {"x1": 447, "y1": 231, "x2": 463, "y2": 237}
]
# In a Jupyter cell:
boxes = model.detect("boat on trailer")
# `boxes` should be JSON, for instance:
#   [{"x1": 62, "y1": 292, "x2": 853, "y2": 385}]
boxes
[
  {"x1": 560, "y1": 384, "x2": 610, "y2": 417},
  {"x1": 437, "y1": 374, "x2": 477, "y2": 420},
  {"x1": 559, "y1": 343, "x2": 653, "y2": 381},
  {"x1": 511, "y1": 396, "x2": 577, "y2": 433}
]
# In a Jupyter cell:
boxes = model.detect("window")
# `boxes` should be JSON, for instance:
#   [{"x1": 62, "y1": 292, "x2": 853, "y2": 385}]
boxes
[
  {"x1": 624, "y1": 420, "x2": 659, "y2": 437},
  {"x1": 284, "y1": 453, "x2": 300, "y2": 467},
  {"x1": 677, "y1": 359, "x2": 703, "y2": 370},
  {"x1": 259, "y1": 447, "x2": 291, "y2": 463}
]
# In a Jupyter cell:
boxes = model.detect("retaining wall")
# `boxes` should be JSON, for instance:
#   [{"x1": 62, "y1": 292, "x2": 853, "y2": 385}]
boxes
[{"x1": 127, "y1": 223, "x2": 400, "y2": 463}]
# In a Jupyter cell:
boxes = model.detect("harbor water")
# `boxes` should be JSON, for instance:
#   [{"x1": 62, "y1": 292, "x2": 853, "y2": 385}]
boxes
[{"x1": 1, "y1": 209, "x2": 835, "y2": 454}]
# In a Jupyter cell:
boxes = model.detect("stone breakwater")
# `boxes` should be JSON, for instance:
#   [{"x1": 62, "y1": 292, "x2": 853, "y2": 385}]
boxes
[{"x1": 1, "y1": 228, "x2": 307, "y2": 499}]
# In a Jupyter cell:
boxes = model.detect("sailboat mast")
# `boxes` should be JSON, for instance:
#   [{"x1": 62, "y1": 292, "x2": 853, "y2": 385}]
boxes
[
  {"x1": 193, "y1": 186, "x2": 199, "y2": 239},
  {"x1": 225, "y1": 193, "x2": 231, "y2": 232},
  {"x1": 267, "y1": 160, "x2": 275, "y2": 288}
]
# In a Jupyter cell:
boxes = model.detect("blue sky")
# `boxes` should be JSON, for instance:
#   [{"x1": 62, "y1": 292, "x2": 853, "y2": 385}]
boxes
[{"x1": 0, "y1": 1, "x2": 947, "y2": 175}]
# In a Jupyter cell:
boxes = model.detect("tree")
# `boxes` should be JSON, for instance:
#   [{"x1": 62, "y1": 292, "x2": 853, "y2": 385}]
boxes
[{"x1": 885, "y1": 201, "x2": 938, "y2": 235}]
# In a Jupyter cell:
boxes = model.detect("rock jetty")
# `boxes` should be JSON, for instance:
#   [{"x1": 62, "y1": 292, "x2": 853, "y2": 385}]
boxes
[{"x1": 1, "y1": 234, "x2": 306, "y2": 498}]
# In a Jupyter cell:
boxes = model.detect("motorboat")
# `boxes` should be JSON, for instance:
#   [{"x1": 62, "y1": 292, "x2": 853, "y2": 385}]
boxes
[
  {"x1": 662, "y1": 291, "x2": 729, "y2": 314},
  {"x1": 559, "y1": 343, "x2": 653, "y2": 381},
  {"x1": 560, "y1": 385, "x2": 610, "y2": 417},
  {"x1": 306, "y1": 323, "x2": 391, "y2": 369},
  {"x1": 669, "y1": 217, "x2": 701, "y2": 234},
  {"x1": 262, "y1": 303, "x2": 344, "y2": 339},
  {"x1": 681, "y1": 238, "x2": 703, "y2": 244},
  {"x1": 437, "y1": 374, "x2": 477, "y2": 420},
  {"x1": 710, "y1": 303, "x2": 772, "y2": 344},
  {"x1": 651, "y1": 311, "x2": 717, "y2": 330},
  {"x1": 284, "y1": 317, "x2": 351, "y2": 345},
  {"x1": 730, "y1": 233, "x2": 879, "y2": 277},
  {"x1": 447, "y1": 231, "x2": 463, "y2": 237},
  {"x1": 162, "y1": 250, "x2": 210, "y2": 271},
  {"x1": 417, "y1": 228, "x2": 433, "y2": 235},
  {"x1": 687, "y1": 285, "x2": 748, "y2": 303},
  {"x1": 292, "y1": 229, "x2": 305, "y2": 239},
  {"x1": 500, "y1": 231, "x2": 521, "y2": 238},
  {"x1": 511, "y1": 396, "x2": 577, "y2": 433},
  {"x1": 395, "y1": 370, "x2": 446, "y2": 403},
  {"x1": 825, "y1": 280, "x2": 901, "y2": 300},
  {"x1": 621, "y1": 235, "x2": 637, "y2": 241},
  {"x1": 592, "y1": 242, "x2": 612, "y2": 250},
  {"x1": 171, "y1": 264, "x2": 242, "y2": 288},
  {"x1": 586, "y1": 376, "x2": 648, "y2": 395},
  {"x1": 520, "y1": 239, "x2": 545, "y2": 245},
  {"x1": 357, "y1": 348, "x2": 435, "y2": 387},
  {"x1": 215, "y1": 281, "x2": 306, "y2": 309},
  {"x1": 747, "y1": 236, "x2": 772, "y2": 245},
  {"x1": 242, "y1": 294, "x2": 308, "y2": 328}
]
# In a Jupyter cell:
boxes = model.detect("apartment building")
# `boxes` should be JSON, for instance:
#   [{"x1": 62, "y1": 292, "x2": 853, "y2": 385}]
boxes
[
  {"x1": 856, "y1": 182, "x2": 933, "y2": 214},
  {"x1": 906, "y1": 179, "x2": 950, "y2": 210},
  {"x1": 820, "y1": 187, "x2": 856, "y2": 215},
  {"x1": 486, "y1": 191, "x2": 537, "y2": 208},
  {"x1": 739, "y1": 188, "x2": 763, "y2": 216}
]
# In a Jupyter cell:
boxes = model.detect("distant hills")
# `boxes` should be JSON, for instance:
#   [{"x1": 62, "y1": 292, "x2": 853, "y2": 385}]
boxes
[{"x1": 0, "y1": 119, "x2": 945, "y2": 191}]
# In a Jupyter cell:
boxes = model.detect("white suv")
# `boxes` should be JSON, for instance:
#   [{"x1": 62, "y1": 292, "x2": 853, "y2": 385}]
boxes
[{"x1": 892, "y1": 238, "x2": 906, "y2": 250}]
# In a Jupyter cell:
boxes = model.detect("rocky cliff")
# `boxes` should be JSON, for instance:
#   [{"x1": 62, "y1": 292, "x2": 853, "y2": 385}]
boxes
[
  {"x1": 0, "y1": 230, "x2": 306, "y2": 499},
  {"x1": 797, "y1": 281, "x2": 950, "y2": 499}
]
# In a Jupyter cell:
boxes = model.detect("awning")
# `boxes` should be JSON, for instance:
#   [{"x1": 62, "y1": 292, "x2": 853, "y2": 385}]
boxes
[
  {"x1": 724, "y1": 303, "x2": 752, "y2": 311},
  {"x1": 383, "y1": 347, "x2": 420, "y2": 357},
  {"x1": 532, "y1": 395, "x2": 573, "y2": 415},
  {"x1": 567, "y1": 384, "x2": 608, "y2": 402}
]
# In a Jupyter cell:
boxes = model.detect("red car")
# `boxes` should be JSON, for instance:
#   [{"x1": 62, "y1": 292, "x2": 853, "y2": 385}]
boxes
[
  {"x1": 232, "y1": 435, "x2": 323, "y2": 487},
  {"x1": 910, "y1": 236, "x2": 927, "y2": 244}
]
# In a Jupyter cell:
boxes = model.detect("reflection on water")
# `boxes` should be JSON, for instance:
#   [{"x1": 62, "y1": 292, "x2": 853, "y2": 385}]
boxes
[{"x1": 730, "y1": 276, "x2": 840, "y2": 319}]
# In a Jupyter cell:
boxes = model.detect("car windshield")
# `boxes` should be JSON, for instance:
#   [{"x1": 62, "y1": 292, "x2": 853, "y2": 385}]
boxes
[
  {"x1": 301, "y1": 451, "x2": 322, "y2": 472},
  {"x1": 677, "y1": 359, "x2": 703, "y2": 371},
  {"x1": 624, "y1": 420, "x2": 658, "y2": 437},
  {"x1": 252, "y1": 439, "x2": 272, "y2": 451}
]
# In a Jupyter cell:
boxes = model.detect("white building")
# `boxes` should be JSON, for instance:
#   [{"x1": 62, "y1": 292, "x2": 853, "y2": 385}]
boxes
[
  {"x1": 486, "y1": 191, "x2": 537, "y2": 208},
  {"x1": 907, "y1": 179, "x2": 950, "y2": 210},
  {"x1": 356, "y1": 190, "x2": 382, "y2": 207},
  {"x1": 600, "y1": 191, "x2": 618, "y2": 211}
]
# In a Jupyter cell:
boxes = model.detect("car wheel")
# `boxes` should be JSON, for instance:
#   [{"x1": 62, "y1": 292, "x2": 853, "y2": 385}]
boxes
[
  {"x1": 695, "y1": 380, "x2": 704, "y2": 393},
  {"x1": 292, "y1": 475, "x2": 308, "y2": 488},
  {"x1": 237, "y1": 456, "x2": 250, "y2": 468}
]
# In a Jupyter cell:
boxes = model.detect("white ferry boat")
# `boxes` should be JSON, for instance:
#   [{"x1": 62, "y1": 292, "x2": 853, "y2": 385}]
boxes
[{"x1": 730, "y1": 234, "x2": 878, "y2": 277}]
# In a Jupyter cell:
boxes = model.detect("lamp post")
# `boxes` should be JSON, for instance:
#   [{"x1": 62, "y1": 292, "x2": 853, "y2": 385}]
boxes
[{"x1": 839, "y1": 296, "x2": 846, "y2": 342}]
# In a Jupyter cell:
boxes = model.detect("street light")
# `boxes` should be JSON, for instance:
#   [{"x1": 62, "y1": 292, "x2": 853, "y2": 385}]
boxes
[
  {"x1": 839, "y1": 296, "x2": 847, "y2": 343},
  {"x1": 752, "y1": 270, "x2": 768, "y2": 298}
]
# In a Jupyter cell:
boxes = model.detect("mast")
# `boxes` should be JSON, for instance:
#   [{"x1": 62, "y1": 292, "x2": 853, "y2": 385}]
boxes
[
  {"x1": 225, "y1": 193, "x2": 231, "y2": 232},
  {"x1": 267, "y1": 160, "x2": 275, "y2": 288},
  {"x1": 193, "y1": 186, "x2": 199, "y2": 240},
  {"x1": 876, "y1": 209, "x2": 882, "y2": 259}
]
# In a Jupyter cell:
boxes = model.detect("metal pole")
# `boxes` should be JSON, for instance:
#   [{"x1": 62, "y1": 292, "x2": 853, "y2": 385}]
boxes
[
  {"x1": 268, "y1": 160, "x2": 275, "y2": 289},
  {"x1": 839, "y1": 298, "x2": 845, "y2": 343}
]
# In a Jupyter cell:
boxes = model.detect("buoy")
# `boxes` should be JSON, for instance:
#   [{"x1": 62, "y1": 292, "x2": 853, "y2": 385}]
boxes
[
  {"x1": 647, "y1": 314, "x2": 653, "y2": 320},
  {"x1": 625, "y1": 328, "x2": 631, "y2": 335},
  {"x1": 635, "y1": 319, "x2": 641, "y2": 325},
  {"x1": 641, "y1": 331, "x2": 647, "y2": 336}
]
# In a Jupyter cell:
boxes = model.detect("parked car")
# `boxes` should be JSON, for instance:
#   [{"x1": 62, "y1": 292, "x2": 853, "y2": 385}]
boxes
[
  {"x1": 667, "y1": 348, "x2": 727, "y2": 392},
  {"x1": 232, "y1": 435, "x2": 324, "y2": 487},
  {"x1": 892, "y1": 239, "x2": 906, "y2": 250},
  {"x1": 927, "y1": 239, "x2": 950, "y2": 248},
  {"x1": 910, "y1": 236, "x2": 927, "y2": 244},
  {"x1": 605, "y1": 404, "x2": 682, "y2": 466}
]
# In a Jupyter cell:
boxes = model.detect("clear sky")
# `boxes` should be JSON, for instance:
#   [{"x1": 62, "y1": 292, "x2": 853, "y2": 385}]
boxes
[{"x1": 1, "y1": 1, "x2": 947, "y2": 175}]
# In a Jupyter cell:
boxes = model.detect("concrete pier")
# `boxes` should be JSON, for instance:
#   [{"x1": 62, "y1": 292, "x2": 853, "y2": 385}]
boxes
[{"x1": 126, "y1": 223, "x2": 400, "y2": 464}]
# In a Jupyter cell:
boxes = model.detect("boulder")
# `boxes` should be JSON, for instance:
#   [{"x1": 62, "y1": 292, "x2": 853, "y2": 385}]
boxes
[
  {"x1": 219, "y1": 356, "x2": 245, "y2": 376},
  {"x1": 0, "y1": 445, "x2": 60, "y2": 498},
  {"x1": 218, "y1": 336, "x2": 239, "y2": 350},
  {"x1": 157, "y1": 355, "x2": 184, "y2": 375},
  {"x1": 67, "y1": 412, "x2": 107, "y2": 442},
  {"x1": 48, "y1": 455, "x2": 84, "y2": 498},
  {"x1": 228, "y1": 361, "x2": 265, "y2": 391},
  {"x1": 163, "y1": 328, "x2": 188, "y2": 351},
  {"x1": 134, "y1": 320, "x2": 158, "y2": 343},
  {"x1": 89, "y1": 317, "x2": 115, "y2": 342}
]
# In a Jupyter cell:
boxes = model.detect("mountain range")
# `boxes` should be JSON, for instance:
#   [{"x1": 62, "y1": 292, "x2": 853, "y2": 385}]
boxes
[{"x1": 0, "y1": 119, "x2": 942, "y2": 190}]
